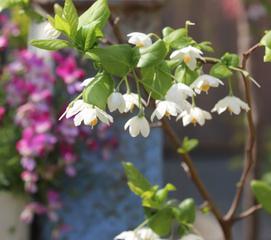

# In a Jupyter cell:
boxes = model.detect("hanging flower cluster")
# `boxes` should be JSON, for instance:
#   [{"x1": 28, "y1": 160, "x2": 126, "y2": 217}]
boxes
[{"x1": 56, "y1": 35, "x2": 250, "y2": 138}]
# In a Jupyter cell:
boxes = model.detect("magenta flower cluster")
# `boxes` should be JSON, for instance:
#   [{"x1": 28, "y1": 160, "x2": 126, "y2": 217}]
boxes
[{"x1": 1, "y1": 49, "x2": 118, "y2": 232}]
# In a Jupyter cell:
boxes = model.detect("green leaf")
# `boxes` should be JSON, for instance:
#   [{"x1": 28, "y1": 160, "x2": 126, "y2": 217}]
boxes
[
  {"x1": 141, "y1": 61, "x2": 172, "y2": 100},
  {"x1": 122, "y1": 162, "x2": 152, "y2": 196},
  {"x1": 262, "y1": 172, "x2": 271, "y2": 186},
  {"x1": 178, "y1": 137, "x2": 199, "y2": 154},
  {"x1": 30, "y1": 39, "x2": 70, "y2": 51},
  {"x1": 76, "y1": 21, "x2": 100, "y2": 51},
  {"x1": 163, "y1": 28, "x2": 192, "y2": 49},
  {"x1": 261, "y1": 31, "x2": 271, "y2": 49},
  {"x1": 175, "y1": 198, "x2": 196, "y2": 224},
  {"x1": 175, "y1": 65, "x2": 199, "y2": 85},
  {"x1": 82, "y1": 72, "x2": 114, "y2": 109},
  {"x1": 79, "y1": 0, "x2": 110, "y2": 29},
  {"x1": 162, "y1": 27, "x2": 175, "y2": 38},
  {"x1": 54, "y1": 3, "x2": 63, "y2": 16},
  {"x1": 0, "y1": 0, "x2": 28, "y2": 11},
  {"x1": 137, "y1": 40, "x2": 168, "y2": 68},
  {"x1": 198, "y1": 41, "x2": 214, "y2": 53},
  {"x1": 148, "y1": 208, "x2": 173, "y2": 237},
  {"x1": 87, "y1": 44, "x2": 138, "y2": 77},
  {"x1": 251, "y1": 180, "x2": 271, "y2": 214},
  {"x1": 221, "y1": 52, "x2": 240, "y2": 68},
  {"x1": 63, "y1": 0, "x2": 78, "y2": 38},
  {"x1": 264, "y1": 47, "x2": 271, "y2": 62},
  {"x1": 210, "y1": 63, "x2": 233, "y2": 79},
  {"x1": 54, "y1": 14, "x2": 70, "y2": 36}
]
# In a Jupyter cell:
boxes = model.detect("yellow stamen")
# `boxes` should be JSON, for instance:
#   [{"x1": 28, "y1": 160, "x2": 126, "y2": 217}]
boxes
[
  {"x1": 183, "y1": 54, "x2": 192, "y2": 64},
  {"x1": 90, "y1": 118, "x2": 98, "y2": 127},
  {"x1": 130, "y1": 104, "x2": 135, "y2": 112},
  {"x1": 200, "y1": 84, "x2": 210, "y2": 93},
  {"x1": 136, "y1": 42, "x2": 144, "y2": 48},
  {"x1": 191, "y1": 118, "x2": 197, "y2": 126},
  {"x1": 165, "y1": 111, "x2": 171, "y2": 119},
  {"x1": 227, "y1": 107, "x2": 233, "y2": 115}
]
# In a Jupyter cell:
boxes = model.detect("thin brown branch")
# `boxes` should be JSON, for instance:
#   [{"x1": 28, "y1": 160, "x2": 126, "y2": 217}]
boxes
[
  {"x1": 161, "y1": 119, "x2": 224, "y2": 224},
  {"x1": 225, "y1": 43, "x2": 260, "y2": 222},
  {"x1": 109, "y1": 15, "x2": 125, "y2": 44},
  {"x1": 234, "y1": 204, "x2": 262, "y2": 222}
]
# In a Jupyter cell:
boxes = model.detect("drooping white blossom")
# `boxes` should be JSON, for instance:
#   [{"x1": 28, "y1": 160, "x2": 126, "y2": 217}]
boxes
[
  {"x1": 123, "y1": 93, "x2": 147, "y2": 112},
  {"x1": 211, "y1": 96, "x2": 250, "y2": 115},
  {"x1": 124, "y1": 115, "x2": 150, "y2": 138},
  {"x1": 107, "y1": 92, "x2": 126, "y2": 113},
  {"x1": 127, "y1": 32, "x2": 152, "y2": 48},
  {"x1": 177, "y1": 107, "x2": 212, "y2": 126},
  {"x1": 165, "y1": 83, "x2": 194, "y2": 110},
  {"x1": 114, "y1": 228, "x2": 160, "y2": 240},
  {"x1": 170, "y1": 46, "x2": 203, "y2": 71},
  {"x1": 151, "y1": 100, "x2": 180, "y2": 121},
  {"x1": 43, "y1": 22, "x2": 61, "y2": 39},
  {"x1": 114, "y1": 231, "x2": 138, "y2": 240},
  {"x1": 80, "y1": 77, "x2": 95, "y2": 88},
  {"x1": 180, "y1": 234, "x2": 204, "y2": 240},
  {"x1": 62, "y1": 100, "x2": 113, "y2": 127},
  {"x1": 191, "y1": 74, "x2": 224, "y2": 94}
]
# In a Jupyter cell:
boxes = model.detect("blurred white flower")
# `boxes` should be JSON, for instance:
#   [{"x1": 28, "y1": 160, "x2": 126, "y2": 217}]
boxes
[
  {"x1": 151, "y1": 100, "x2": 180, "y2": 121},
  {"x1": 165, "y1": 83, "x2": 194, "y2": 110},
  {"x1": 107, "y1": 92, "x2": 126, "y2": 113},
  {"x1": 124, "y1": 115, "x2": 150, "y2": 138},
  {"x1": 123, "y1": 93, "x2": 146, "y2": 112},
  {"x1": 114, "y1": 231, "x2": 138, "y2": 240},
  {"x1": 180, "y1": 234, "x2": 204, "y2": 240},
  {"x1": 177, "y1": 107, "x2": 212, "y2": 126},
  {"x1": 63, "y1": 100, "x2": 113, "y2": 127},
  {"x1": 191, "y1": 74, "x2": 224, "y2": 94},
  {"x1": 137, "y1": 228, "x2": 160, "y2": 240},
  {"x1": 114, "y1": 228, "x2": 160, "y2": 240},
  {"x1": 127, "y1": 32, "x2": 152, "y2": 48},
  {"x1": 212, "y1": 96, "x2": 250, "y2": 115},
  {"x1": 170, "y1": 46, "x2": 203, "y2": 71},
  {"x1": 43, "y1": 22, "x2": 61, "y2": 39},
  {"x1": 80, "y1": 77, "x2": 95, "y2": 88}
]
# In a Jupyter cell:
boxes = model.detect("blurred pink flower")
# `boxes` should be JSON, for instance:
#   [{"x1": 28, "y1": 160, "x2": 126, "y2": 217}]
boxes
[
  {"x1": 20, "y1": 202, "x2": 47, "y2": 224},
  {"x1": 21, "y1": 157, "x2": 36, "y2": 171},
  {"x1": 221, "y1": 0, "x2": 242, "y2": 20},
  {"x1": 56, "y1": 56, "x2": 85, "y2": 85},
  {"x1": 0, "y1": 36, "x2": 8, "y2": 49},
  {"x1": 0, "y1": 106, "x2": 5, "y2": 121},
  {"x1": 21, "y1": 171, "x2": 39, "y2": 193}
]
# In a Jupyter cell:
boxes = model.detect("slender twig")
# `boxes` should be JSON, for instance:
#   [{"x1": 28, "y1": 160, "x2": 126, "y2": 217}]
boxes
[
  {"x1": 225, "y1": 43, "x2": 260, "y2": 221},
  {"x1": 234, "y1": 204, "x2": 262, "y2": 222},
  {"x1": 161, "y1": 119, "x2": 224, "y2": 223},
  {"x1": 109, "y1": 15, "x2": 125, "y2": 44}
]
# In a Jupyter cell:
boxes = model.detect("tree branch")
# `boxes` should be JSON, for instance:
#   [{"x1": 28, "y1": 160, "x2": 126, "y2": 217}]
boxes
[
  {"x1": 225, "y1": 43, "x2": 260, "y2": 221},
  {"x1": 234, "y1": 204, "x2": 262, "y2": 222}
]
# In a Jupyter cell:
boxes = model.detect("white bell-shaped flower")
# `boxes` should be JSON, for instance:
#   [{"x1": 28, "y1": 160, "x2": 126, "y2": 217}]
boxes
[
  {"x1": 165, "y1": 83, "x2": 194, "y2": 110},
  {"x1": 43, "y1": 22, "x2": 61, "y2": 39},
  {"x1": 136, "y1": 228, "x2": 160, "y2": 240},
  {"x1": 114, "y1": 228, "x2": 160, "y2": 240},
  {"x1": 124, "y1": 115, "x2": 150, "y2": 138},
  {"x1": 127, "y1": 32, "x2": 152, "y2": 48},
  {"x1": 177, "y1": 107, "x2": 212, "y2": 126},
  {"x1": 123, "y1": 93, "x2": 147, "y2": 113},
  {"x1": 212, "y1": 96, "x2": 250, "y2": 115},
  {"x1": 180, "y1": 234, "x2": 204, "y2": 240},
  {"x1": 191, "y1": 74, "x2": 224, "y2": 94},
  {"x1": 151, "y1": 100, "x2": 180, "y2": 121},
  {"x1": 80, "y1": 77, "x2": 95, "y2": 88},
  {"x1": 170, "y1": 46, "x2": 203, "y2": 71},
  {"x1": 114, "y1": 231, "x2": 138, "y2": 240},
  {"x1": 107, "y1": 92, "x2": 126, "y2": 113},
  {"x1": 63, "y1": 100, "x2": 113, "y2": 127}
]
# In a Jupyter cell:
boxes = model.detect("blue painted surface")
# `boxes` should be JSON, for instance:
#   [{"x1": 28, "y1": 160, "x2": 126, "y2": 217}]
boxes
[{"x1": 42, "y1": 118, "x2": 163, "y2": 240}]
